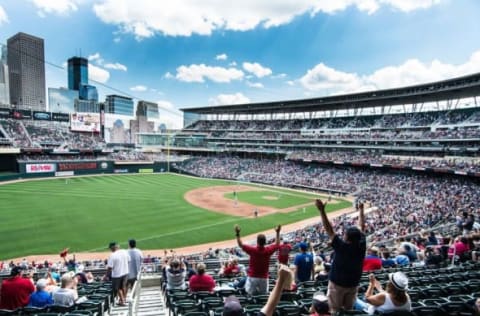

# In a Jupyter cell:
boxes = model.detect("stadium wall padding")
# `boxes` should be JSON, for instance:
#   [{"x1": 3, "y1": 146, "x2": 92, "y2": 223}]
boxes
[
  {"x1": 0, "y1": 155, "x2": 18, "y2": 173},
  {"x1": 0, "y1": 161, "x2": 172, "y2": 182}
]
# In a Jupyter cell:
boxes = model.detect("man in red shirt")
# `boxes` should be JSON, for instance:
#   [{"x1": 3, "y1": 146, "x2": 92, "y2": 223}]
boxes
[
  {"x1": 362, "y1": 246, "x2": 382, "y2": 272},
  {"x1": 277, "y1": 238, "x2": 292, "y2": 265},
  {"x1": 235, "y1": 224, "x2": 281, "y2": 295},
  {"x1": 0, "y1": 266, "x2": 35, "y2": 310},
  {"x1": 189, "y1": 263, "x2": 216, "y2": 293}
]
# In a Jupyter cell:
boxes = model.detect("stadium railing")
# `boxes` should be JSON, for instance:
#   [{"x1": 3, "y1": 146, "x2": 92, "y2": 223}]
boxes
[{"x1": 128, "y1": 274, "x2": 142, "y2": 316}]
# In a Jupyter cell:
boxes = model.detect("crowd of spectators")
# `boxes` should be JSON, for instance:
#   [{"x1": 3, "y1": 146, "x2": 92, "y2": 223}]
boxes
[
  {"x1": 17, "y1": 154, "x2": 98, "y2": 162},
  {"x1": 287, "y1": 150, "x2": 480, "y2": 173},
  {"x1": 209, "y1": 126, "x2": 480, "y2": 141},
  {"x1": 176, "y1": 156, "x2": 480, "y2": 242},
  {"x1": 108, "y1": 151, "x2": 190, "y2": 162},
  {"x1": 0, "y1": 119, "x2": 105, "y2": 150},
  {"x1": 187, "y1": 108, "x2": 480, "y2": 131},
  {"x1": 0, "y1": 119, "x2": 32, "y2": 148}
]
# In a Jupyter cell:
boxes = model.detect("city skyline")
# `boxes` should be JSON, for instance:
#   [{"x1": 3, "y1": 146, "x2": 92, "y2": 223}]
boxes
[{"x1": 0, "y1": 0, "x2": 480, "y2": 127}]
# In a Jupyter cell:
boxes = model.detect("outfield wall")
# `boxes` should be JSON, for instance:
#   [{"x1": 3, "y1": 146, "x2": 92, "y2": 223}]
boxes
[{"x1": 0, "y1": 161, "x2": 171, "y2": 182}]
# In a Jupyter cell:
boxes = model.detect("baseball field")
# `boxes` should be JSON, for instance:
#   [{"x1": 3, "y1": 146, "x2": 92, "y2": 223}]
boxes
[{"x1": 0, "y1": 173, "x2": 351, "y2": 260}]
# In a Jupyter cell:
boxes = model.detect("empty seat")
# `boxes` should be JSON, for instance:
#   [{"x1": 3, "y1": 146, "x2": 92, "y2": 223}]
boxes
[
  {"x1": 19, "y1": 306, "x2": 48, "y2": 315},
  {"x1": 276, "y1": 304, "x2": 301, "y2": 316},
  {"x1": 440, "y1": 301, "x2": 475, "y2": 315},
  {"x1": 244, "y1": 304, "x2": 263, "y2": 316},
  {"x1": 183, "y1": 312, "x2": 208, "y2": 316},
  {"x1": 378, "y1": 311, "x2": 415, "y2": 316},
  {"x1": 173, "y1": 299, "x2": 200, "y2": 316},
  {"x1": 411, "y1": 306, "x2": 444, "y2": 316},
  {"x1": 201, "y1": 297, "x2": 224, "y2": 311},
  {"x1": 251, "y1": 295, "x2": 269, "y2": 305}
]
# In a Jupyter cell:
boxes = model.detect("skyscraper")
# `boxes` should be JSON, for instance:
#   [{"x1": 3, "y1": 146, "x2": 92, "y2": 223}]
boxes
[
  {"x1": 79, "y1": 83, "x2": 98, "y2": 101},
  {"x1": 67, "y1": 56, "x2": 88, "y2": 91},
  {"x1": 0, "y1": 44, "x2": 9, "y2": 105},
  {"x1": 7, "y1": 32, "x2": 46, "y2": 110},
  {"x1": 105, "y1": 95, "x2": 134, "y2": 116}
]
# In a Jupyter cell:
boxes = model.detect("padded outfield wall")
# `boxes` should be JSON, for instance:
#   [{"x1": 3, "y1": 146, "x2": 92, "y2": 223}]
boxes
[{"x1": 0, "y1": 160, "x2": 171, "y2": 182}]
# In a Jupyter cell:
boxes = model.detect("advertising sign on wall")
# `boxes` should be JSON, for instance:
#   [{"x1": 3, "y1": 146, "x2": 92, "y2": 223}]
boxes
[
  {"x1": 26, "y1": 163, "x2": 56, "y2": 173},
  {"x1": 57, "y1": 162, "x2": 98, "y2": 171}
]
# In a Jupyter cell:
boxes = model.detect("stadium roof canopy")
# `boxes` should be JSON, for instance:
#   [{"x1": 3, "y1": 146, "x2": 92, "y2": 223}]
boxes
[{"x1": 181, "y1": 72, "x2": 480, "y2": 115}]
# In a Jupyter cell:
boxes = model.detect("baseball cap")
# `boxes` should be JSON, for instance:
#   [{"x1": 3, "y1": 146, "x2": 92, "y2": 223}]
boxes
[
  {"x1": 389, "y1": 272, "x2": 408, "y2": 291},
  {"x1": 108, "y1": 241, "x2": 117, "y2": 249},
  {"x1": 299, "y1": 242, "x2": 308, "y2": 250},
  {"x1": 223, "y1": 296, "x2": 243, "y2": 316}
]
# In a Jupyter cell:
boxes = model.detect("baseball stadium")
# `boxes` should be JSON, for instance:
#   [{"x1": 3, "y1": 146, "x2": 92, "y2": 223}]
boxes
[
  {"x1": 1, "y1": 72, "x2": 480, "y2": 315},
  {"x1": 1, "y1": 2, "x2": 480, "y2": 315}
]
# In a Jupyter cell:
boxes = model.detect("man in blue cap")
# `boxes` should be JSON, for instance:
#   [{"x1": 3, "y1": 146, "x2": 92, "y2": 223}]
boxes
[{"x1": 293, "y1": 242, "x2": 314, "y2": 283}]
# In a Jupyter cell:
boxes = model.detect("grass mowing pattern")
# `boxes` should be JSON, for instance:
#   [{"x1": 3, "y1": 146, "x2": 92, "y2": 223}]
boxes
[
  {"x1": 224, "y1": 190, "x2": 313, "y2": 209},
  {"x1": 0, "y1": 174, "x2": 351, "y2": 259}
]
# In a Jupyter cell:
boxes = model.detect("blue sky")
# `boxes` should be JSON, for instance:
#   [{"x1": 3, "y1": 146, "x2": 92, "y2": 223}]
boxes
[{"x1": 1, "y1": 0, "x2": 480, "y2": 127}]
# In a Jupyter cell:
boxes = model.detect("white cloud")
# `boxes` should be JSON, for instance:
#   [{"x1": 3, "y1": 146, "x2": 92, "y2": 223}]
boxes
[
  {"x1": 88, "y1": 52, "x2": 101, "y2": 61},
  {"x1": 175, "y1": 64, "x2": 244, "y2": 83},
  {"x1": 286, "y1": 80, "x2": 295, "y2": 86},
  {"x1": 209, "y1": 93, "x2": 250, "y2": 106},
  {"x1": 164, "y1": 72, "x2": 174, "y2": 79},
  {"x1": 88, "y1": 64, "x2": 110, "y2": 83},
  {"x1": 92, "y1": 0, "x2": 442, "y2": 39},
  {"x1": 157, "y1": 100, "x2": 183, "y2": 129},
  {"x1": 104, "y1": 62, "x2": 128, "y2": 71},
  {"x1": 300, "y1": 49, "x2": 480, "y2": 94},
  {"x1": 380, "y1": 0, "x2": 442, "y2": 13},
  {"x1": 243, "y1": 62, "x2": 272, "y2": 78},
  {"x1": 300, "y1": 63, "x2": 365, "y2": 92},
  {"x1": 272, "y1": 73, "x2": 287, "y2": 79},
  {"x1": 216, "y1": 53, "x2": 228, "y2": 61},
  {"x1": 31, "y1": 0, "x2": 79, "y2": 17},
  {"x1": 88, "y1": 52, "x2": 104, "y2": 66},
  {"x1": 157, "y1": 100, "x2": 175, "y2": 110},
  {"x1": 229, "y1": 61, "x2": 237, "y2": 67},
  {"x1": 247, "y1": 81, "x2": 264, "y2": 89},
  {"x1": 0, "y1": 5, "x2": 9, "y2": 25},
  {"x1": 130, "y1": 85, "x2": 148, "y2": 92},
  {"x1": 87, "y1": 53, "x2": 126, "y2": 71}
]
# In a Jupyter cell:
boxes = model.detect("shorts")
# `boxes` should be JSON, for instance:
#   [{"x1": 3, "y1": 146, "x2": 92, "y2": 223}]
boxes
[
  {"x1": 327, "y1": 281, "x2": 358, "y2": 312},
  {"x1": 112, "y1": 275, "x2": 128, "y2": 293},
  {"x1": 245, "y1": 277, "x2": 268, "y2": 296}
]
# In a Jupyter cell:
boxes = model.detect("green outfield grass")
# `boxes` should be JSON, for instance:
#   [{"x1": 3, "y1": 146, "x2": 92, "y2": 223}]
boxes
[
  {"x1": 0, "y1": 174, "x2": 351, "y2": 259},
  {"x1": 225, "y1": 190, "x2": 313, "y2": 209}
]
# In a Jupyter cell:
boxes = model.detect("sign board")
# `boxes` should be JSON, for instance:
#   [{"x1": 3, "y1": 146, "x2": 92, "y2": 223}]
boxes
[
  {"x1": 26, "y1": 163, "x2": 56, "y2": 173},
  {"x1": 70, "y1": 112, "x2": 100, "y2": 132}
]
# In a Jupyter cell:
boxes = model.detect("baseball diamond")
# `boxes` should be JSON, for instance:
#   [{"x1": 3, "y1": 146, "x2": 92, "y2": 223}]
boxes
[{"x1": 0, "y1": 173, "x2": 351, "y2": 260}]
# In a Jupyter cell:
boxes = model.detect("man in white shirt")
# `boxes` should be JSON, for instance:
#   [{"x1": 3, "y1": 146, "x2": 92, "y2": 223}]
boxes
[
  {"x1": 127, "y1": 239, "x2": 143, "y2": 288},
  {"x1": 107, "y1": 242, "x2": 130, "y2": 306}
]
